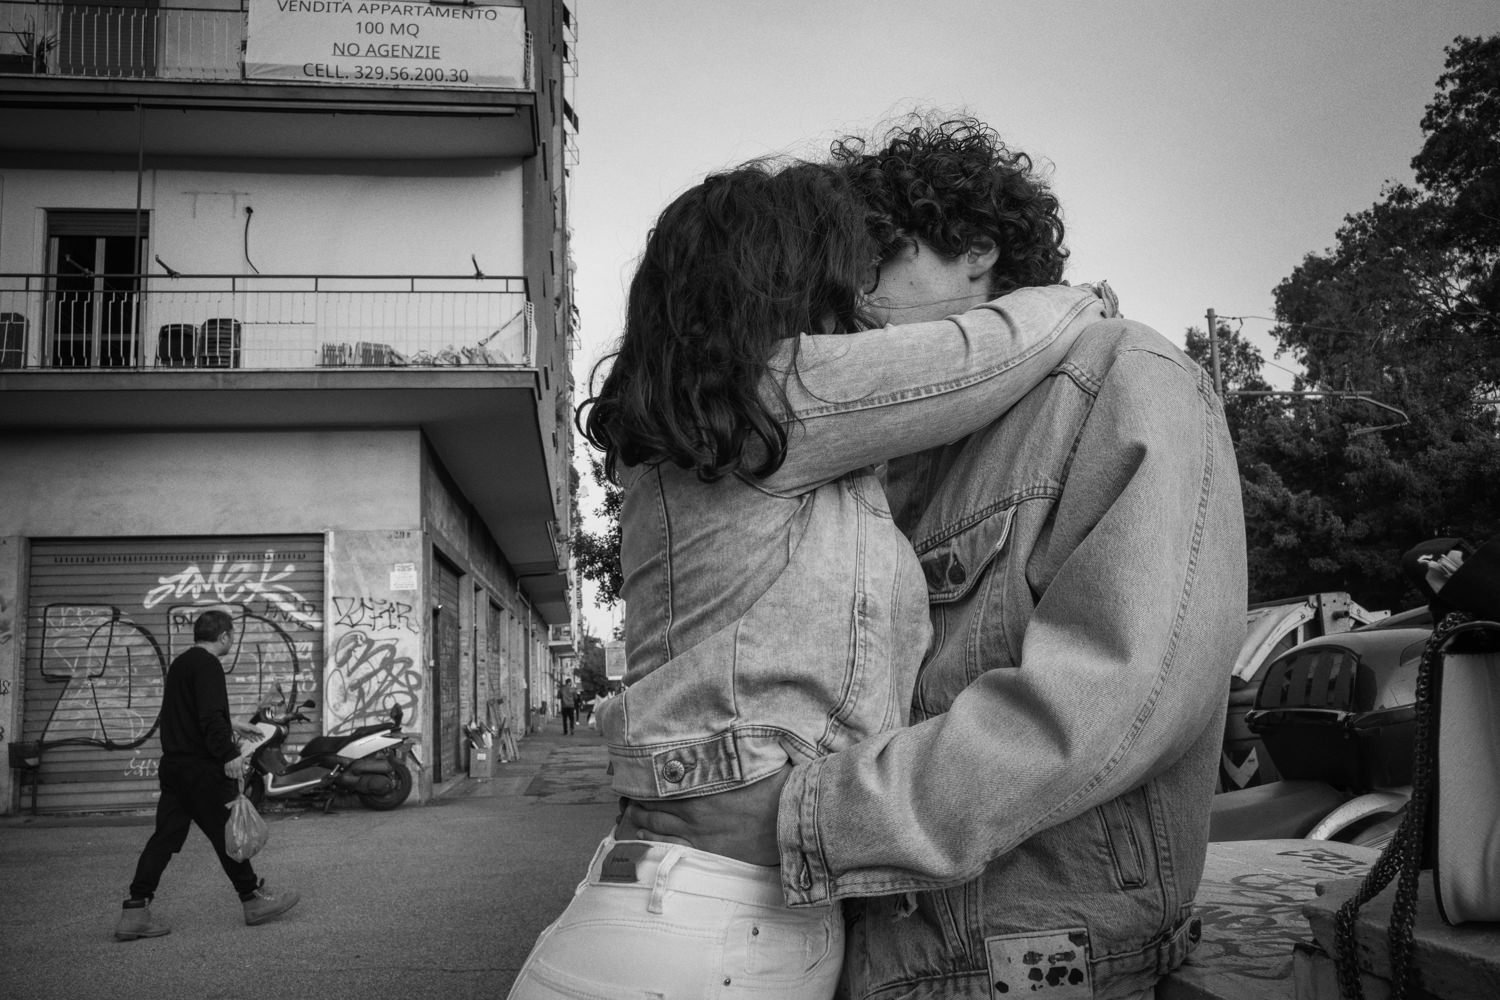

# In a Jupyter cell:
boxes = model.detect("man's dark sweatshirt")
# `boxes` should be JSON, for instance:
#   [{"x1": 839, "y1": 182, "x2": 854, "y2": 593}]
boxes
[{"x1": 159, "y1": 645, "x2": 239, "y2": 764}]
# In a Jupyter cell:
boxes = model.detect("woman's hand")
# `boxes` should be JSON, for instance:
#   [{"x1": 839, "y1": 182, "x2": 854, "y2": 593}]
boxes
[{"x1": 617, "y1": 764, "x2": 791, "y2": 867}]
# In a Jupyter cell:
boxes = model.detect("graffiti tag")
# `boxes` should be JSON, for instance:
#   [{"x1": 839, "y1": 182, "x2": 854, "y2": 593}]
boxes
[
  {"x1": 326, "y1": 630, "x2": 421, "y2": 730},
  {"x1": 333, "y1": 596, "x2": 418, "y2": 633},
  {"x1": 144, "y1": 555, "x2": 316, "y2": 626}
]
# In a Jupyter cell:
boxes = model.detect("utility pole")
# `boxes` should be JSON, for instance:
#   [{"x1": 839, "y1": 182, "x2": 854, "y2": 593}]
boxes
[{"x1": 1206, "y1": 308, "x2": 1221, "y2": 396}]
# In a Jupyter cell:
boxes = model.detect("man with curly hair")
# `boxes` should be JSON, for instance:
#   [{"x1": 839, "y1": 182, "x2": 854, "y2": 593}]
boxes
[{"x1": 622, "y1": 116, "x2": 1247, "y2": 1000}]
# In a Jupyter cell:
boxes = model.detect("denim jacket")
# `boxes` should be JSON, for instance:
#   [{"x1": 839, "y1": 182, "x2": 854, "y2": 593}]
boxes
[
  {"x1": 597, "y1": 286, "x2": 1110, "y2": 801},
  {"x1": 776, "y1": 322, "x2": 1247, "y2": 1000}
]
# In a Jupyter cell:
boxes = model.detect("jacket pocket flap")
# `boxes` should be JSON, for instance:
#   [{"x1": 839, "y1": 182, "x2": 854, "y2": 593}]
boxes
[{"x1": 917, "y1": 507, "x2": 1015, "y2": 604}]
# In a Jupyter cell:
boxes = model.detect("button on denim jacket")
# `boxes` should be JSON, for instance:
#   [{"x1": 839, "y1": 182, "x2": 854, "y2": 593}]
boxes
[
  {"x1": 776, "y1": 322, "x2": 1248, "y2": 1000},
  {"x1": 597, "y1": 286, "x2": 1109, "y2": 801}
]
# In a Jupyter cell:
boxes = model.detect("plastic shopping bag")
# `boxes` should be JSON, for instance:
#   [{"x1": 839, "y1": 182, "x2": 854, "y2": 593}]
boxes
[{"x1": 226, "y1": 781, "x2": 269, "y2": 862}]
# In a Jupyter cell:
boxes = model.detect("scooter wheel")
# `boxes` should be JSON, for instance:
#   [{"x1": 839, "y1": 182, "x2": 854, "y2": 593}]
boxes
[
  {"x1": 358, "y1": 760, "x2": 413, "y2": 811},
  {"x1": 245, "y1": 772, "x2": 267, "y2": 809}
]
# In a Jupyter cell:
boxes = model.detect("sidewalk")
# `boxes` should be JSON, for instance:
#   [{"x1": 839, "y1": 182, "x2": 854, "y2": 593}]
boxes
[{"x1": 0, "y1": 717, "x2": 617, "y2": 1000}]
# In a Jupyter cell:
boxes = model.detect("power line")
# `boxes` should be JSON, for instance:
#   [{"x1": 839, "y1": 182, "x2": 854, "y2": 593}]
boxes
[
  {"x1": 1206, "y1": 306, "x2": 1405, "y2": 436},
  {"x1": 1225, "y1": 390, "x2": 1410, "y2": 437}
]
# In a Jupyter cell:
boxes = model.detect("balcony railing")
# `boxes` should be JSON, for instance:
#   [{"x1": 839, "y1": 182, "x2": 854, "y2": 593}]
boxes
[
  {"x1": 0, "y1": 273, "x2": 533, "y2": 371},
  {"x1": 0, "y1": 0, "x2": 531, "y2": 88}
]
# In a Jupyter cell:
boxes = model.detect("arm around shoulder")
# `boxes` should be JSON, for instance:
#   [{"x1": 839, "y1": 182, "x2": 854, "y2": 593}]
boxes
[{"x1": 760, "y1": 286, "x2": 1110, "y2": 492}]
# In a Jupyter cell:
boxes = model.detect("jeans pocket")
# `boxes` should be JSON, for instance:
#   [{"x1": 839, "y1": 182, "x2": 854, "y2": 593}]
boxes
[{"x1": 741, "y1": 903, "x2": 843, "y2": 979}]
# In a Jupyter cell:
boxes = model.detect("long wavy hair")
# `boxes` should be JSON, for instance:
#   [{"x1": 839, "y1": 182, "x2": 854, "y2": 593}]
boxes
[
  {"x1": 832, "y1": 115, "x2": 1068, "y2": 295},
  {"x1": 581, "y1": 160, "x2": 884, "y2": 482}
]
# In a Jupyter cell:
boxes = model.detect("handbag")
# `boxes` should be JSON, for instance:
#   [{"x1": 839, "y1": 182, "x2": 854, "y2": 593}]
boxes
[
  {"x1": 1334, "y1": 537, "x2": 1500, "y2": 1000},
  {"x1": 226, "y1": 778, "x2": 269, "y2": 863}
]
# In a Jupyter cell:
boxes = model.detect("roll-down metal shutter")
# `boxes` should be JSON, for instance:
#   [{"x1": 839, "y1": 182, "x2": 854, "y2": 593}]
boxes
[{"x1": 22, "y1": 536, "x2": 325, "y2": 814}]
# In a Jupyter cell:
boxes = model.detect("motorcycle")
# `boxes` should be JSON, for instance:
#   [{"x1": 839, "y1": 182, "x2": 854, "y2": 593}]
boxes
[
  {"x1": 1207, "y1": 538, "x2": 1494, "y2": 848},
  {"x1": 239, "y1": 689, "x2": 421, "y2": 811},
  {"x1": 1208, "y1": 605, "x2": 1427, "y2": 848}
]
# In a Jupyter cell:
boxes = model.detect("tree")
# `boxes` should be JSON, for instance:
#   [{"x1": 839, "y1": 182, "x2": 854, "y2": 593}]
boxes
[
  {"x1": 575, "y1": 632, "x2": 618, "y2": 698},
  {"x1": 572, "y1": 456, "x2": 624, "y2": 607},
  {"x1": 1232, "y1": 34, "x2": 1500, "y2": 610}
]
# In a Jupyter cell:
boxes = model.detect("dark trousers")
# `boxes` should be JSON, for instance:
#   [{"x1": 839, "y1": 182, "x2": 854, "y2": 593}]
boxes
[
  {"x1": 129, "y1": 757, "x2": 259, "y2": 900},
  {"x1": 561, "y1": 706, "x2": 576, "y2": 734}
]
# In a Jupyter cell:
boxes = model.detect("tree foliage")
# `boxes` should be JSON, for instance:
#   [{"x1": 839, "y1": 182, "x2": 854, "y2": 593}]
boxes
[
  {"x1": 1222, "y1": 34, "x2": 1500, "y2": 611},
  {"x1": 572, "y1": 457, "x2": 624, "y2": 607},
  {"x1": 575, "y1": 632, "x2": 619, "y2": 698}
]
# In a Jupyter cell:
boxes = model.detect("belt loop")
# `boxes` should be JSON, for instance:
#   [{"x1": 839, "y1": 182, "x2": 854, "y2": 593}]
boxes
[
  {"x1": 585, "y1": 835, "x2": 617, "y2": 884},
  {"x1": 648, "y1": 846, "x2": 684, "y2": 914}
]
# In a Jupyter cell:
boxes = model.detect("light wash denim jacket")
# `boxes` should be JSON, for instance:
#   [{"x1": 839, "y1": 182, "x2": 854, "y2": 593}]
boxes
[
  {"x1": 597, "y1": 286, "x2": 1110, "y2": 801},
  {"x1": 776, "y1": 321, "x2": 1248, "y2": 1000}
]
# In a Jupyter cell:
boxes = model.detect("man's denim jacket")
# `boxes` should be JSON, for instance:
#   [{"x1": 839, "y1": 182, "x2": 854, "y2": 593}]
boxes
[
  {"x1": 777, "y1": 322, "x2": 1248, "y2": 1000},
  {"x1": 597, "y1": 286, "x2": 1109, "y2": 801}
]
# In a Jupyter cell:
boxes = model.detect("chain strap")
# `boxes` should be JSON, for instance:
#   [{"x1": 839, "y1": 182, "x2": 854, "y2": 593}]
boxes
[{"x1": 1333, "y1": 610, "x2": 1471, "y2": 1000}]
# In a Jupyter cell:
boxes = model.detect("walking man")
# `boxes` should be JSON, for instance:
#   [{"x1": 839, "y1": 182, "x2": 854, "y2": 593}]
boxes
[
  {"x1": 115, "y1": 609, "x2": 300, "y2": 940},
  {"x1": 558, "y1": 678, "x2": 579, "y2": 735}
]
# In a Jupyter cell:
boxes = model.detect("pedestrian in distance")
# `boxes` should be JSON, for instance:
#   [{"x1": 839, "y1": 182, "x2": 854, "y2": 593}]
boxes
[
  {"x1": 558, "y1": 679, "x2": 578, "y2": 735},
  {"x1": 506, "y1": 149, "x2": 1111, "y2": 998},
  {"x1": 115, "y1": 609, "x2": 300, "y2": 941}
]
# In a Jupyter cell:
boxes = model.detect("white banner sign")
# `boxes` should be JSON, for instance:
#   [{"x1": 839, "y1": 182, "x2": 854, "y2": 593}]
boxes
[{"x1": 245, "y1": 0, "x2": 527, "y2": 89}]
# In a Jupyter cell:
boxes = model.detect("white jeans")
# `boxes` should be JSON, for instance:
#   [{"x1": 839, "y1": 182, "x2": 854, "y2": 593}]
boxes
[{"x1": 506, "y1": 835, "x2": 844, "y2": 999}]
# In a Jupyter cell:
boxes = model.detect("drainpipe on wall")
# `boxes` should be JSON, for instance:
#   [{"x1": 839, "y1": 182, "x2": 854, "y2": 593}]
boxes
[{"x1": 517, "y1": 589, "x2": 535, "y2": 734}]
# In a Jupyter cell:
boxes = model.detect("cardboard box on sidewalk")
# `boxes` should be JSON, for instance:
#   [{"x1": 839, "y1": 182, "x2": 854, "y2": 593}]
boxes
[{"x1": 468, "y1": 745, "x2": 495, "y2": 780}]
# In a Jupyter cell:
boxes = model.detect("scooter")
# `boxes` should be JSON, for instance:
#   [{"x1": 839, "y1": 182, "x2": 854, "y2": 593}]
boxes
[
  {"x1": 240, "y1": 690, "x2": 421, "y2": 811},
  {"x1": 1207, "y1": 539, "x2": 1489, "y2": 848},
  {"x1": 1208, "y1": 605, "x2": 1428, "y2": 848}
]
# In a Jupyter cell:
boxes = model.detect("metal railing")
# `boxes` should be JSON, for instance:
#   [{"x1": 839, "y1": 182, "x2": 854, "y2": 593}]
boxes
[
  {"x1": 3, "y1": 0, "x2": 244, "y2": 80},
  {"x1": 0, "y1": 273, "x2": 534, "y2": 371},
  {"x1": 0, "y1": 0, "x2": 532, "y2": 87}
]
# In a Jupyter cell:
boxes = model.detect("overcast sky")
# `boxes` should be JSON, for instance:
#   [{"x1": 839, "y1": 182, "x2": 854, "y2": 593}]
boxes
[{"x1": 564, "y1": 0, "x2": 1499, "y2": 636}]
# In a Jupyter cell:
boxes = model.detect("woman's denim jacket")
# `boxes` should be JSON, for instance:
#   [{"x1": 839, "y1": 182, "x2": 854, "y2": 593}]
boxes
[
  {"x1": 597, "y1": 286, "x2": 1110, "y2": 801},
  {"x1": 776, "y1": 322, "x2": 1248, "y2": 1000}
]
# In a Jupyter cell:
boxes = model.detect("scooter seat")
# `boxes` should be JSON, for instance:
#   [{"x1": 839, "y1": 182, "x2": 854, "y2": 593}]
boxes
[
  {"x1": 1209, "y1": 780, "x2": 1349, "y2": 842},
  {"x1": 300, "y1": 722, "x2": 392, "y2": 759}
]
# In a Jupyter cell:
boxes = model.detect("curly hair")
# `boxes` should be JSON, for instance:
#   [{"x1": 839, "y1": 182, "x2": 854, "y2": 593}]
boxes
[
  {"x1": 581, "y1": 160, "x2": 882, "y2": 483},
  {"x1": 832, "y1": 115, "x2": 1068, "y2": 295}
]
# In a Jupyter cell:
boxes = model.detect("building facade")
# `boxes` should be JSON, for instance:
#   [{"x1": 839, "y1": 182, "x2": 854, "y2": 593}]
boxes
[{"x1": 0, "y1": 0, "x2": 580, "y2": 813}]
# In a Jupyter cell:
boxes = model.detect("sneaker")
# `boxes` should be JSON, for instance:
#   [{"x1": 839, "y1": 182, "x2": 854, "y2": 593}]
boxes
[
  {"x1": 241, "y1": 880, "x2": 300, "y2": 926},
  {"x1": 115, "y1": 899, "x2": 170, "y2": 941}
]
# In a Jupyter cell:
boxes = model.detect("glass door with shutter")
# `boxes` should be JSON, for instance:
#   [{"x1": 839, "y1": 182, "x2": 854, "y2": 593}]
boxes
[{"x1": 47, "y1": 212, "x2": 148, "y2": 368}]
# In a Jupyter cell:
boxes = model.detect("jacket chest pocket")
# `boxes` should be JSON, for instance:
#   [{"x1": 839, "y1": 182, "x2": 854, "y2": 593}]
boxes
[{"x1": 916, "y1": 504, "x2": 1025, "y2": 701}]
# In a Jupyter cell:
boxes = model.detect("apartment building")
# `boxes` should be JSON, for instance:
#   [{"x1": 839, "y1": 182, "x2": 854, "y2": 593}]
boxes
[{"x1": 0, "y1": 0, "x2": 580, "y2": 813}]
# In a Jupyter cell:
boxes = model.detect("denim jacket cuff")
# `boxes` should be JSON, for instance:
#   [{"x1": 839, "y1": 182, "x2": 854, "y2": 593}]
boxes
[{"x1": 778, "y1": 757, "x2": 831, "y2": 905}]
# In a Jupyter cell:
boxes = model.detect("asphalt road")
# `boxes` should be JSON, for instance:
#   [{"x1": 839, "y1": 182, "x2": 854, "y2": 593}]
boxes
[{"x1": 0, "y1": 719, "x2": 617, "y2": 1000}]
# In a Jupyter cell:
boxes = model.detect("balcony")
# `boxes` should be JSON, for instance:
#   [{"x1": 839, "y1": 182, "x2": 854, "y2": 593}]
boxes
[
  {"x1": 0, "y1": 272, "x2": 532, "y2": 370},
  {"x1": 0, "y1": 270, "x2": 565, "y2": 597},
  {"x1": 547, "y1": 622, "x2": 575, "y2": 649},
  {"x1": 0, "y1": 0, "x2": 537, "y2": 160}
]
